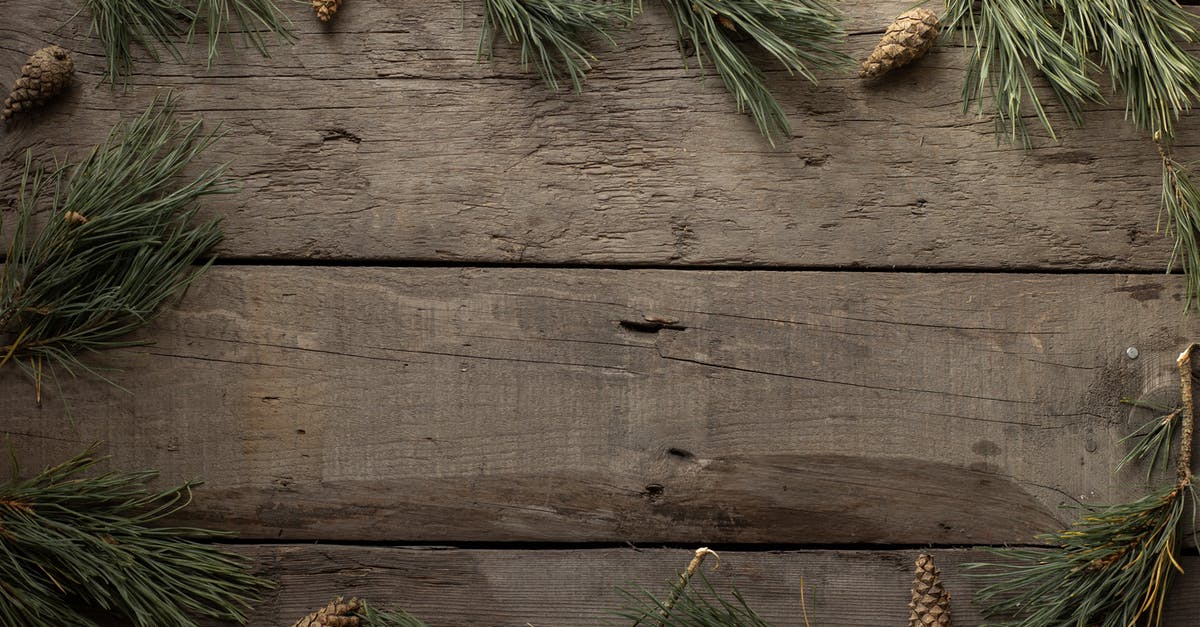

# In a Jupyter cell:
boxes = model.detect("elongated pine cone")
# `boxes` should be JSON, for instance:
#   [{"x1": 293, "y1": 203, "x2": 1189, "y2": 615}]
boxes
[
  {"x1": 293, "y1": 597, "x2": 363, "y2": 627},
  {"x1": 3, "y1": 45, "x2": 74, "y2": 122},
  {"x1": 314, "y1": 0, "x2": 343, "y2": 22},
  {"x1": 860, "y1": 8, "x2": 939, "y2": 79},
  {"x1": 909, "y1": 554, "x2": 951, "y2": 627}
]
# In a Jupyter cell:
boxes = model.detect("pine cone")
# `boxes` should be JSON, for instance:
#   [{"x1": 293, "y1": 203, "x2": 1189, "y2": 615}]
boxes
[
  {"x1": 908, "y1": 554, "x2": 951, "y2": 627},
  {"x1": 314, "y1": 0, "x2": 343, "y2": 22},
  {"x1": 3, "y1": 45, "x2": 74, "y2": 123},
  {"x1": 859, "y1": 8, "x2": 939, "y2": 79},
  {"x1": 293, "y1": 597, "x2": 363, "y2": 627}
]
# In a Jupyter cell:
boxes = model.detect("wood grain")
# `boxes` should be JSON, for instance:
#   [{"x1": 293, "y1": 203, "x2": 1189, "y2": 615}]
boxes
[
  {"x1": 3, "y1": 267, "x2": 1198, "y2": 543},
  {"x1": 231, "y1": 545, "x2": 1200, "y2": 626},
  {"x1": 2, "y1": 1, "x2": 1192, "y2": 268}
]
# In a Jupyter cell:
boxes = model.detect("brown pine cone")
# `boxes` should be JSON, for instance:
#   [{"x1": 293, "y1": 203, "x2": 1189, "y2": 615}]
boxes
[
  {"x1": 908, "y1": 554, "x2": 951, "y2": 626},
  {"x1": 3, "y1": 45, "x2": 74, "y2": 123},
  {"x1": 860, "y1": 8, "x2": 940, "y2": 79},
  {"x1": 293, "y1": 597, "x2": 363, "y2": 627},
  {"x1": 314, "y1": 0, "x2": 343, "y2": 22}
]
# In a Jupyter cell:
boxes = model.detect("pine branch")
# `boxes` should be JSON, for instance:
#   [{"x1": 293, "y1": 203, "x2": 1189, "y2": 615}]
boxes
[
  {"x1": 1052, "y1": 0, "x2": 1200, "y2": 140},
  {"x1": 964, "y1": 343, "x2": 1200, "y2": 627},
  {"x1": 1, "y1": 94, "x2": 225, "y2": 399},
  {"x1": 942, "y1": 0, "x2": 1200, "y2": 145},
  {"x1": 942, "y1": 0, "x2": 1102, "y2": 145},
  {"x1": 662, "y1": 0, "x2": 851, "y2": 144},
  {"x1": 83, "y1": 0, "x2": 295, "y2": 83},
  {"x1": 1157, "y1": 135, "x2": 1200, "y2": 312},
  {"x1": 1117, "y1": 399, "x2": 1182, "y2": 479},
  {"x1": 616, "y1": 548, "x2": 776, "y2": 626},
  {"x1": 0, "y1": 445, "x2": 272, "y2": 626},
  {"x1": 967, "y1": 483, "x2": 1189, "y2": 626},
  {"x1": 478, "y1": 0, "x2": 637, "y2": 93}
]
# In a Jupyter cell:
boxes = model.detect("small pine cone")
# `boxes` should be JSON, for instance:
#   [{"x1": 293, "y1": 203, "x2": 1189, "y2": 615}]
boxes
[
  {"x1": 314, "y1": 0, "x2": 343, "y2": 22},
  {"x1": 3, "y1": 45, "x2": 74, "y2": 123},
  {"x1": 908, "y1": 554, "x2": 951, "y2": 627},
  {"x1": 292, "y1": 597, "x2": 363, "y2": 627},
  {"x1": 859, "y1": 8, "x2": 939, "y2": 79}
]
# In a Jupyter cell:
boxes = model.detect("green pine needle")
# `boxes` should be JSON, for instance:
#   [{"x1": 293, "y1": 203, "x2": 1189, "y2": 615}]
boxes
[
  {"x1": 616, "y1": 571, "x2": 775, "y2": 627},
  {"x1": 942, "y1": 0, "x2": 1103, "y2": 146},
  {"x1": 1052, "y1": 0, "x2": 1200, "y2": 140},
  {"x1": 1118, "y1": 397, "x2": 1182, "y2": 479},
  {"x1": 479, "y1": 0, "x2": 637, "y2": 93},
  {"x1": 662, "y1": 0, "x2": 851, "y2": 144},
  {"x1": 1159, "y1": 146, "x2": 1200, "y2": 313},
  {"x1": 965, "y1": 482, "x2": 1192, "y2": 627},
  {"x1": 1, "y1": 94, "x2": 225, "y2": 394},
  {"x1": 83, "y1": 0, "x2": 295, "y2": 83},
  {"x1": 943, "y1": 0, "x2": 1200, "y2": 145},
  {"x1": 0, "y1": 445, "x2": 272, "y2": 626}
]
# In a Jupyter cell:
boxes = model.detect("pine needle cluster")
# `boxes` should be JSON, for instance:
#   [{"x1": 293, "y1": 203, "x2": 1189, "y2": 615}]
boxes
[
  {"x1": 967, "y1": 483, "x2": 1191, "y2": 626},
  {"x1": 82, "y1": 0, "x2": 295, "y2": 83},
  {"x1": 1158, "y1": 137, "x2": 1200, "y2": 312},
  {"x1": 942, "y1": 0, "x2": 1200, "y2": 144},
  {"x1": 662, "y1": 0, "x2": 850, "y2": 143},
  {"x1": 479, "y1": 0, "x2": 637, "y2": 93},
  {"x1": 1, "y1": 95, "x2": 225, "y2": 398},
  {"x1": 477, "y1": 0, "x2": 850, "y2": 142},
  {"x1": 0, "y1": 445, "x2": 272, "y2": 626},
  {"x1": 965, "y1": 344, "x2": 1200, "y2": 627}
]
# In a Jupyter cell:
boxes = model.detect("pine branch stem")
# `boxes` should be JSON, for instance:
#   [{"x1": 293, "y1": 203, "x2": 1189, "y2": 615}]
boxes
[
  {"x1": 1177, "y1": 343, "x2": 1198, "y2": 485},
  {"x1": 0, "y1": 328, "x2": 30, "y2": 369},
  {"x1": 662, "y1": 547, "x2": 717, "y2": 617}
]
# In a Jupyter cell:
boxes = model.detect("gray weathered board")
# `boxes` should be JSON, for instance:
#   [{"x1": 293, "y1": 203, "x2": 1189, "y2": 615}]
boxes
[
  {"x1": 4, "y1": 267, "x2": 1197, "y2": 544},
  {"x1": 2, "y1": 1, "x2": 1194, "y2": 268},
  {"x1": 7, "y1": 0, "x2": 1200, "y2": 625}
]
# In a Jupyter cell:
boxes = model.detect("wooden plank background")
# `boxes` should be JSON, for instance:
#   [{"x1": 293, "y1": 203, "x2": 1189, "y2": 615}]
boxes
[{"x1": 5, "y1": 0, "x2": 1200, "y2": 624}]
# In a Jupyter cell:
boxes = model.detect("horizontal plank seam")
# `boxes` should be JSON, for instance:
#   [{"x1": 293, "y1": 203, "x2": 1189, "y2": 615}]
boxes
[
  {"x1": 207, "y1": 258, "x2": 1185, "y2": 276},
  {"x1": 208, "y1": 539, "x2": 1199, "y2": 554}
]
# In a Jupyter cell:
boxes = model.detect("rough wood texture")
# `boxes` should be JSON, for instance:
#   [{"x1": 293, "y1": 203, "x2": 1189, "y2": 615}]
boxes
[
  {"x1": 1, "y1": 2, "x2": 1191, "y2": 268},
  {"x1": 233, "y1": 545, "x2": 1200, "y2": 626},
  {"x1": 4, "y1": 267, "x2": 1198, "y2": 543}
]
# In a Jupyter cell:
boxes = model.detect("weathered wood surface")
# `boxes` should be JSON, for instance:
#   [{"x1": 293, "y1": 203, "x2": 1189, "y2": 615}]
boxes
[
  {"x1": 2, "y1": 1, "x2": 1191, "y2": 268},
  {"x1": 4, "y1": 267, "x2": 1197, "y2": 543},
  {"x1": 231, "y1": 545, "x2": 1200, "y2": 625}
]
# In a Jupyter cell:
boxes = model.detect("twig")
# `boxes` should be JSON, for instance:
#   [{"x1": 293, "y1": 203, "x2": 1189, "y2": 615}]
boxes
[
  {"x1": 664, "y1": 547, "x2": 717, "y2": 616},
  {"x1": 1177, "y1": 343, "x2": 1198, "y2": 485}
]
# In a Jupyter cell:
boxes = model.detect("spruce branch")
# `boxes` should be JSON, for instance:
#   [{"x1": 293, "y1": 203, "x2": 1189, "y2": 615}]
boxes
[
  {"x1": 0, "y1": 445, "x2": 272, "y2": 626},
  {"x1": 478, "y1": 0, "x2": 637, "y2": 93},
  {"x1": 1, "y1": 94, "x2": 225, "y2": 399},
  {"x1": 82, "y1": 0, "x2": 295, "y2": 83},
  {"x1": 965, "y1": 343, "x2": 1200, "y2": 627},
  {"x1": 662, "y1": 0, "x2": 851, "y2": 144}
]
